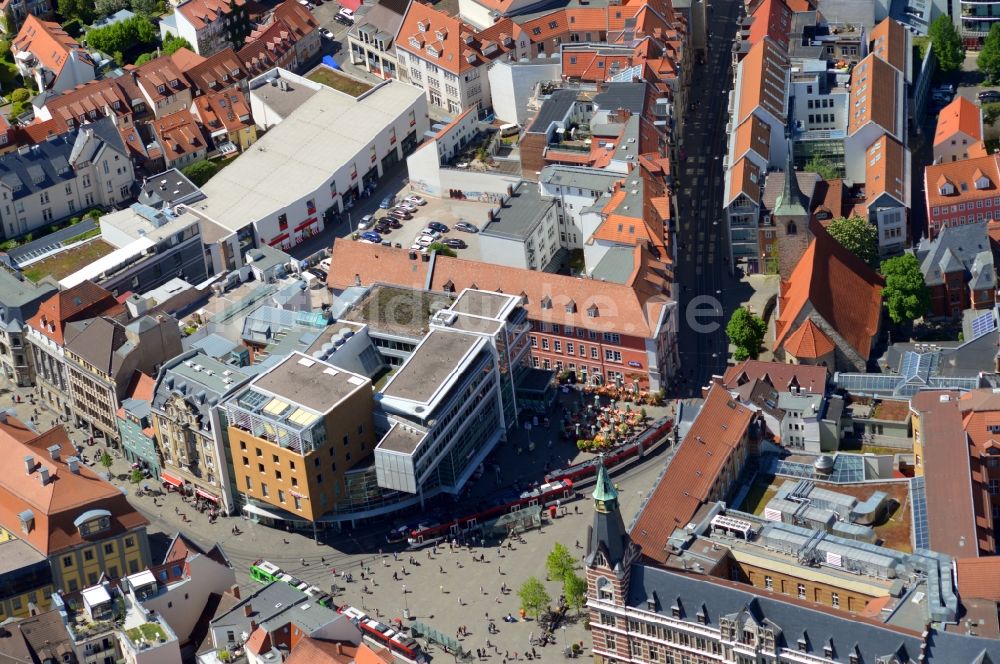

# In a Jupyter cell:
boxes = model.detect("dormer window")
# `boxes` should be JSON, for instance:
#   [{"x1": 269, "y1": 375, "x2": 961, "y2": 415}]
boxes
[
  {"x1": 481, "y1": 41, "x2": 498, "y2": 56},
  {"x1": 976, "y1": 176, "x2": 991, "y2": 190},
  {"x1": 18, "y1": 509, "x2": 33, "y2": 534},
  {"x1": 435, "y1": 27, "x2": 447, "y2": 40},
  {"x1": 170, "y1": 78, "x2": 179, "y2": 87},
  {"x1": 409, "y1": 36, "x2": 422, "y2": 49},
  {"x1": 157, "y1": 84, "x2": 166, "y2": 94},
  {"x1": 939, "y1": 182, "x2": 956, "y2": 196},
  {"x1": 587, "y1": 304, "x2": 599, "y2": 318},
  {"x1": 541, "y1": 296, "x2": 553, "y2": 309},
  {"x1": 426, "y1": 43, "x2": 440, "y2": 57},
  {"x1": 417, "y1": 20, "x2": 428, "y2": 31},
  {"x1": 565, "y1": 300, "x2": 576, "y2": 313}
]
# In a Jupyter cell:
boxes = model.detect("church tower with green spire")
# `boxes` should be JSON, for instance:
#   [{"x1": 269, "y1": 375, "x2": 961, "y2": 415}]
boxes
[{"x1": 586, "y1": 456, "x2": 640, "y2": 661}]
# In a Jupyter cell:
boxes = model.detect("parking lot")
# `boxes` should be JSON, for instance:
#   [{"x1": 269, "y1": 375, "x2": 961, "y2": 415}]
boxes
[{"x1": 353, "y1": 194, "x2": 496, "y2": 261}]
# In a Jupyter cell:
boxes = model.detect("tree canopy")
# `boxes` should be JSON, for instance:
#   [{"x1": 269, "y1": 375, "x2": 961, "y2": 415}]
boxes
[
  {"x1": 880, "y1": 254, "x2": 931, "y2": 324},
  {"x1": 545, "y1": 543, "x2": 576, "y2": 582},
  {"x1": 929, "y1": 15, "x2": 964, "y2": 73},
  {"x1": 517, "y1": 577, "x2": 551, "y2": 620},
  {"x1": 182, "y1": 160, "x2": 219, "y2": 187},
  {"x1": 980, "y1": 23, "x2": 1000, "y2": 84},
  {"x1": 826, "y1": 216, "x2": 879, "y2": 264},
  {"x1": 563, "y1": 572, "x2": 587, "y2": 614},
  {"x1": 804, "y1": 155, "x2": 838, "y2": 180},
  {"x1": 726, "y1": 307, "x2": 766, "y2": 361},
  {"x1": 85, "y1": 15, "x2": 157, "y2": 60}
]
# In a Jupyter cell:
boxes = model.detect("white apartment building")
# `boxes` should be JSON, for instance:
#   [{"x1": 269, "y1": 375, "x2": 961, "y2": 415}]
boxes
[
  {"x1": 0, "y1": 118, "x2": 134, "y2": 240},
  {"x1": 159, "y1": 0, "x2": 251, "y2": 56},
  {"x1": 478, "y1": 182, "x2": 560, "y2": 270},
  {"x1": 394, "y1": 2, "x2": 529, "y2": 114},
  {"x1": 538, "y1": 165, "x2": 620, "y2": 251}
]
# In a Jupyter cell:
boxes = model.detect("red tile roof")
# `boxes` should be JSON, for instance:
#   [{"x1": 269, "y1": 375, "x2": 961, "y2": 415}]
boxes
[
  {"x1": 865, "y1": 134, "x2": 906, "y2": 205},
  {"x1": 285, "y1": 637, "x2": 365, "y2": 664},
  {"x1": 747, "y1": 0, "x2": 792, "y2": 50},
  {"x1": 150, "y1": 110, "x2": 207, "y2": 164},
  {"x1": 955, "y1": 557, "x2": 1000, "y2": 601},
  {"x1": 177, "y1": 0, "x2": 246, "y2": 31},
  {"x1": 736, "y1": 37, "x2": 788, "y2": 125},
  {"x1": 182, "y1": 48, "x2": 246, "y2": 93},
  {"x1": 924, "y1": 153, "x2": 1000, "y2": 212},
  {"x1": 847, "y1": 54, "x2": 899, "y2": 138},
  {"x1": 774, "y1": 224, "x2": 884, "y2": 358},
  {"x1": 395, "y1": 2, "x2": 523, "y2": 75},
  {"x1": 869, "y1": 18, "x2": 907, "y2": 74},
  {"x1": 934, "y1": 96, "x2": 983, "y2": 147},
  {"x1": 630, "y1": 384, "x2": 754, "y2": 563},
  {"x1": 326, "y1": 240, "x2": 672, "y2": 338},
  {"x1": 781, "y1": 318, "x2": 835, "y2": 359},
  {"x1": 732, "y1": 114, "x2": 771, "y2": 165},
  {"x1": 12, "y1": 15, "x2": 91, "y2": 77},
  {"x1": 192, "y1": 87, "x2": 252, "y2": 135},
  {"x1": 39, "y1": 78, "x2": 133, "y2": 133},
  {"x1": 0, "y1": 419, "x2": 149, "y2": 556},
  {"x1": 726, "y1": 156, "x2": 762, "y2": 206},
  {"x1": 169, "y1": 46, "x2": 206, "y2": 72},
  {"x1": 134, "y1": 55, "x2": 191, "y2": 103},
  {"x1": 719, "y1": 359, "x2": 827, "y2": 392},
  {"x1": 26, "y1": 281, "x2": 123, "y2": 344}
]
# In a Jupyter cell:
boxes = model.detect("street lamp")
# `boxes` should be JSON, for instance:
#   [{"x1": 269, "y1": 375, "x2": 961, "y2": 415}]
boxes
[{"x1": 402, "y1": 584, "x2": 409, "y2": 619}]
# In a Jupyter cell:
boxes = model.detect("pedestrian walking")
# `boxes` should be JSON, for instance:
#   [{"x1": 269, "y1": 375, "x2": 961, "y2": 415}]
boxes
[
  {"x1": 480, "y1": 585, "x2": 484, "y2": 595},
  {"x1": 458, "y1": 596, "x2": 463, "y2": 606},
  {"x1": 440, "y1": 584, "x2": 445, "y2": 593},
  {"x1": 440, "y1": 565, "x2": 445, "y2": 574}
]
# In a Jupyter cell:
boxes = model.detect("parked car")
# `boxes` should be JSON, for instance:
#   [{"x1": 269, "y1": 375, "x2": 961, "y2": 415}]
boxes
[
  {"x1": 935, "y1": 83, "x2": 956, "y2": 95},
  {"x1": 308, "y1": 267, "x2": 328, "y2": 281},
  {"x1": 319, "y1": 257, "x2": 332, "y2": 271},
  {"x1": 403, "y1": 195, "x2": 427, "y2": 206},
  {"x1": 389, "y1": 208, "x2": 413, "y2": 219},
  {"x1": 337, "y1": 7, "x2": 355, "y2": 21},
  {"x1": 333, "y1": 13, "x2": 352, "y2": 24},
  {"x1": 320, "y1": 27, "x2": 334, "y2": 39},
  {"x1": 380, "y1": 194, "x2": 396, "y2": 209},
  {"x1": 415, "y1": 235, "x2": 435, "y2": 247},
  {"x1": 442, "y1": 238, "x2": 467, "y2": 249},
  {"x1": 455, "y1": 221, "x2": 479, "y2": 233},
  {"x1": 374, "y1": 223, "x2": 393, "y2": 234},
  {"x1": 396, "y1": 202, "x2": 418, "y2": 213},
  {"x1": 360, "y1": 231, "x2": 383, "y2": 243},
  {"x1": 427, "y1": 221, "x2": 449, "y2": 233},
  {"x1": 358, "y1": 214, "x2": 375, "y2": 230},
  {"x1": 980, "y1": 90, "x2": 1000, "y2": 103},
  {"x1": 420, "y1": 228, "x2": 442, "y2": 240},
  {"x1": 383, "y1": 218, "x2": 403, "y2": 229}
]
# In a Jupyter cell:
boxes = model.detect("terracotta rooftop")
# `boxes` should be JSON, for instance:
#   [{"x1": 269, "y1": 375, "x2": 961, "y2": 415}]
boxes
[
  {"x1": 26, "y1": 280, "x2": 123, "y2": 344},
  {"x1": 732, "y1": 114, "x2": 771, "y2": 165},
  {"x1": 955, "y1": 557, "x2": 1000, "y2": 601},
  {"x1": 12, "y1": 15, "x2": 91, "y2": 77},
  {"x1": 182, "y1": 48, "x2": 246, "y2": 93},
  {"x1": 735, "y1": 37, "x2": 788, "y2": 125},
  {"x1": 630, "y1": 384, "x2": 754, "y2": 563},
  {"x1": 134, "y1": 55, "x2": 190, "y2": 103},
  {"x1": 747, "y1": 0, "x2": 792, "y2": 50},
  {"x1": 719, "y1": 359, "x2": 827, "y2": 393},
  {"x1": 726, "y1": 156, "x2": 762, "y2": 207},
  {"x1": 774, "y1": 224, "x2": 884, "y2": 359},
  {"x1": 781, "y1": 318, "x2": 834, "y2": 359},
  {"x1": 0, "y1": 418, "x2": 149, "y2": 556},
  {"x1": 192, "y1": 87, "x2": 252, "y2": 134},
  {"x1": 865, "y1": 134, "x2": 906, "y2": 205},
  {"x1": 934, "y1": 96, "x2": 983, "y2": 147},
  {"x1": 284, "y1": 637, "x2": 371, "y2": 664},
  {"x1": 326, "y1": 240, "x2": 672, "y2": 338},
  {"x1": 39, "y1": 77, "x2": 133, "y2": 133},
  {"x1": 925, "y1": 153, "x2": 1000, "y2": 211},
  {"x1": 847, "y1": 53, "x2": 899, "y2": 138},
  {"x1": 869, "y1": 18, "x2": 907, "y2": 75},
  {"x1": 177, "y1": 0, "x2": 246, "y2": 31}
]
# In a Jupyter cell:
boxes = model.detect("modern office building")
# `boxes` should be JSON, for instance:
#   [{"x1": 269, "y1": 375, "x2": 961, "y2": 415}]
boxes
[
  {"x1": 373, "y1": 289, "x2": 530, "y2": 499},
  {"x1": 224, "y1": 352, "x2": 376, "y2": 527}
]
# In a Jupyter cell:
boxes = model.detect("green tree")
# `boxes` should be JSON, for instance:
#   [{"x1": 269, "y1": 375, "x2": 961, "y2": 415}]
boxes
[
  {"x1": 881, "y1": 254, "x2": 931, "y2": 324},
  {"x1": 726, "y1": 307, "x2": 766, "y2": 361},
  {"x1": 130, "y1": 0, "x2": 161, "y2": 16},
  {"x1": 427, "y1": 242, "x2": 456, "y2": 257},
  {"x1": 95, "y1": 0, "x2": 129, "y2": 19},
  {"x1": 516, "y1": 577, "x2": 551, "y2": 620},
  {"x1": 162, "y1": 34, "x2": 191, "y2": 55},
  {"x1": 981, "y1": 23, "x2": 1000, "y2": 84},
  {"x1": 545, "y1": 543, "x2": 576, "y2": 581},
  {"x1": 57, "y1": 0, "x2": 93, "y2": 23},
  {"x1": 562, "y1": 572, "x2": 587, "y2": 615},
  {"x1": 804, "y1": 155, "x2": 838, "y2": 180},
  {"x1": 134, "y1": 52, "x2": 155, "y2": 66},
  {"x1": 929, "y1": 15, "x2": 964, "y2": 73},
  {"x1": 99, "y1": 451, "x2": 113, "y2": 471},
  {"x1": 85, "y1": 15, "x2": 156, "y2": 59},
  {"x1": 182, "y1": 160, "x2": 219, "y2": 186},
  {"x1": 826, "y1": 215, "x2": 879, "y2": 264},
  {"x1": 130, "y1": 468, "x2": 143, "y2": 484}
]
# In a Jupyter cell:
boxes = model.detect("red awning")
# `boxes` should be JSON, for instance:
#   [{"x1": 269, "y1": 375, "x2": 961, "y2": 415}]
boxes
[
  {"x1": 294, "y1": 217, "x2": 318, "y2": 232},
  {"x1": 161, "y1": 471, "x2": 184, "y2": 488},
  {"x1": 268, "y1": 232, "x2": 290, "y2": 246},
  {"x1": 195, "y1": 488, "x2": 219, "y2": 503},
  {"x1": 340, "y1": 0, "x2": 361, "y2": 10}
]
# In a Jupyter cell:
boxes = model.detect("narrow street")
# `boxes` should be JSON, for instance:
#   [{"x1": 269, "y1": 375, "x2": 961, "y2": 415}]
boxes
[{"x1": 672, "y1": 0, "x2": 747, "y2": 394}]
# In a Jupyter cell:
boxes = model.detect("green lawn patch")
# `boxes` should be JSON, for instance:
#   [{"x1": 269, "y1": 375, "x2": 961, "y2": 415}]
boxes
[
  {"x1": 126, "y1": 622, "x2": 166, "y2": 643},
  {"x1": 307, "y1": 67, "x2": 374, "y2": 97},
  {"x1": 738, "y1": 480, "x2": 778, "y2": 516},
  {"x1": 22, "y1": 239, "x2": 114, "y2": 282}
]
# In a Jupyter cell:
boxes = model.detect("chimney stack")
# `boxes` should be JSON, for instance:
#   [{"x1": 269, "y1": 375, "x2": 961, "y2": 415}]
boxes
[
  {"x1": 230, "y1": 584, "x2": 241, "y2": 599},
  {"x1": 24, "y1": 456, "x2": 34, "y2": 475},
  {"x1": 249, "y1": 620, "x2": 258, "y2": 633},
  {"x1": 243, "y1": 603, "x2": 253, "y2": 617},
  {"x1": 39, "y1": 468, "x2": 49, "y2": 486},
  {"x1": 48, "y1": 444, "x2": 61, "y2": 461},
  {"x1": 67, "y1": 457, "x2": 80, "y2": 474}
]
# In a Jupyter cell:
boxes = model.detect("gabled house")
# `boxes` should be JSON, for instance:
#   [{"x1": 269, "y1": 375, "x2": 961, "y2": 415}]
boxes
[
  {"x1": 863, "y1": 134, "x2": 909, "y2": 255},
  {"x1": 774, "y1": 223, "x2": 884, "y2": 371},
  {"x1": 347, "y1": 0, "x2": 409, "y2": 79},
  {"x1": 32, "y1": 77, "x2": 142, "y2": 134},
  {"x1": 190, "y1": 87, "x2": 256, "y2": 152},
  {"x1": 731, "y1": 38, "x2": 788, "y2": 165},
  {"x1": 159, "y1": 0, "x2": 251, "y2": 57},
  {"x1": 179, "y1": 47, "x2": 248, "y2": 95},
  {"x1": 132, "y1": 55, "x2": 194, "y2": 119},
  {"x1": 723, "y1": 156, "x2": 763, "y2": 270},
  {"x1": 924, "y1": 153, "x2": 1000, "y2": 237},
  {"x1": 934, "y1": 96, "x2": 985, "y2": 164},
  {"x1": 843, "y1": 53, "x2": 904, "y2": 183},
  {"x1": 11, "y1": 15, "x2": 94, "y2": 94},
  {"x1": 915, "y1": 221, "x2": 996, "y2": 318},
  {"x1": 0, "y1": 0, "x2": 54, "y2": 37},
  {"x1": 148, "y1": 110, "x2": 209, "y2": 170}
]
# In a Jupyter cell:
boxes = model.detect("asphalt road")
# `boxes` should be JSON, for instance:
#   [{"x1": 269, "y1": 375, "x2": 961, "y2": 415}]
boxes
[{"x1": 672, "y1": 0, "x2": 746, "y2": 395}]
